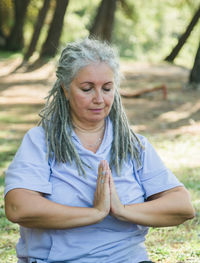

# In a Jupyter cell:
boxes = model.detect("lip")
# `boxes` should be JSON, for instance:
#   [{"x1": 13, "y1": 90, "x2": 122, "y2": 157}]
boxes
[{"x1": 90, "y1": 108, "x2": 103, "y2": 113}]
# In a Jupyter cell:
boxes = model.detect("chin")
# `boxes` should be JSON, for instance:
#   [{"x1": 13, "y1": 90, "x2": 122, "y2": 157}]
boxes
[{"x1": 88, "y1": 116, "x2": 106, "y2": 123}]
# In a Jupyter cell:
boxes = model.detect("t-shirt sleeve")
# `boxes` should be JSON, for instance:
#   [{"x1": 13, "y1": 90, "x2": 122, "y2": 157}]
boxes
[
  {"x1": 137, "y1": 135, "x2": 183, "y2": 199},
  {"x1": 4, "y1": 126, "x2": 52, "y2": 197}
]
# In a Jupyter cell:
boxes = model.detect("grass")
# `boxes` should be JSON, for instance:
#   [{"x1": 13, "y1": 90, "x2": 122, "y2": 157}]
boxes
[
  {"x1": 0, "y1": 103, "x2": 41, "y2": 263},
  {"x1": 0, "y1": 51, "x2": 23, "y2": 59},
  {"x1": 0, "y1": 106, "x2": 199, "y2": 262},
  {"x1": 145, "y1": 134, "x2": 200, "y2": 263}
]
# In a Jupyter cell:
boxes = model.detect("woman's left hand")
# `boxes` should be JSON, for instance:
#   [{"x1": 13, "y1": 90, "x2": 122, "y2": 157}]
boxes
[{"x1": 109, "y1": 170, "x2": 125, "y2": 220}]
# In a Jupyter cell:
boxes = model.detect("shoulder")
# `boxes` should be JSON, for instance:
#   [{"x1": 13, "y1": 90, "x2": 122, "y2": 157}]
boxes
[
  {"x1": 133, "y1": 133, "x2": 160, "y2": 168},
  {"x1": 24, "y1": 126, "x2": 46, "y2": 142},
  {"x1": 26, "y1": 125, "x2": 45, "y2": 137},
  {"x1": 10, "y1": 126, "x2": 49, "y2": 164},
  {"x1": 135, "y1": 133, "x2": 148, "y2": 145},
  {"x1": 130, "y1": 133, "x2": 149, "y2": 155},
  {"x1": 19, "y1": 126, "x2": 47, "y2": 154},
  {"x1": 134, "y1": 133, "x2": 152, "y2": 152}
]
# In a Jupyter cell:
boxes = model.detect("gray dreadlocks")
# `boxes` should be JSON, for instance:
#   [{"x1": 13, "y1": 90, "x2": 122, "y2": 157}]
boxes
[{"x1": 39, "y1": 38, "x2": 143, "y2": 176}]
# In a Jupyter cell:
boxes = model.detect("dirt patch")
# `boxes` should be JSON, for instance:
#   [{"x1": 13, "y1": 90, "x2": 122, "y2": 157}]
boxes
[{"x1": 0, "y1": 58, "x2": 200, "y2": 136}]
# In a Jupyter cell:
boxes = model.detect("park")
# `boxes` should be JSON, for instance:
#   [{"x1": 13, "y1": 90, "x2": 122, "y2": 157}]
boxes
[{"x1": 0, "y1": 1, "x2": 200, "y2": 262}]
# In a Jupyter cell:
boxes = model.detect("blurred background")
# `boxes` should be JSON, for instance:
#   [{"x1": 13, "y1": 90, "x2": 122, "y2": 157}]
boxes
[
  {"x1": 0, "y1": 0, "x2": 200, "y2": 67},
  {"x1": 0, "y1": 0, "x2": 200, "y2": 262}
]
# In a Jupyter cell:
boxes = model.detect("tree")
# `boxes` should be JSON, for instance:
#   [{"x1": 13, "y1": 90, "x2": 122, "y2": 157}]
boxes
[
  {"x1": 24, "y1": 0, "x2": 51, "y2": 61},
  {"x1": 89, "y1": 0, "x2": 118, "y2": 42},
  {"x1": 0, "y1": 1, "x2": 6, "y2": 47},
  {"x1": 188, "y1": 40, "x2": 200, "y2": 89},
  {"x1": 5, "y1": 0, "x2": 30, "y2": 51},
  {"x1": 165, "y1": 4, "x2": 200, "y2": 62},
  {"x1": 39, "y1": 0, "x2": 69, "y2": 58}
]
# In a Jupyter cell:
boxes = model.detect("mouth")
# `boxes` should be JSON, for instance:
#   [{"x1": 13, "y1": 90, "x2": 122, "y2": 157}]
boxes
[{"x1": 90, "y1": 108, "x2": 103, "y2": 113}]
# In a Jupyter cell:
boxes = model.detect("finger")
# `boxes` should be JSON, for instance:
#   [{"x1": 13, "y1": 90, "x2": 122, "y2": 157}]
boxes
[
  {"x1": 98, "y1": 160, "x2": 104, "y2": 175},
  {"x1": 103, "y1": 159, "x2": 109, "y2": 165},
  {"x1": 104, "y1": 161, "x2": 112, "y2": 183},
  {"x1": 98, "y1": 164, "x2": 103, "y2": 179},
  {"x1": 109, "y1": 172, "x2": 116, "y2": 193},
  {"x1": 97, "y1": 162, "x2": 104, "y2": 196},
  {"x1": 100, "y1": 170, "x2": 106, "y2": 186},
  {"x1": 104, "y1": 169, "x2": 110, "y2": 187},
  {"x1": 98, "y1": 160, "x2": 106, "y2": 181},
  {"x1": 103, "y1": 160, "x2": 110, "y2": 170},
  {"x1": 99, "y1": 160, "x2": 106, "y2": 184}
]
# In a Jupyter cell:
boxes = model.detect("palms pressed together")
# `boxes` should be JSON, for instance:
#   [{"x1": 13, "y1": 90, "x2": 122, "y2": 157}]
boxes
[{"x1": 93, "y1": 160, "x2": 124, "y2": 220}]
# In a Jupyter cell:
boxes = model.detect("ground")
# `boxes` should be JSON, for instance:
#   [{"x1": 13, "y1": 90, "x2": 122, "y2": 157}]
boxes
[{"x1": 0, "y1": 58, "x2": 199, "y2": 263}]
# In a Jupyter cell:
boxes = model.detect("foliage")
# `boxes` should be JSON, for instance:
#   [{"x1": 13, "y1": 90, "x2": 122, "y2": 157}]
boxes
[
  {"x1": 113, "y1": 0, "x2": 200, "y2": 67},
  {"x1": 1, "y1": 1, "x2": 200, "y2": 258},
  {"x1": 0, "y1": 0, "x2": 14, "y2": 36},
  {"x1": 1, "y1": 0, "x2": 200, "y2": 67},
  {"x1": 58, "y1": 0, "x2": 200, "y2": 68}
]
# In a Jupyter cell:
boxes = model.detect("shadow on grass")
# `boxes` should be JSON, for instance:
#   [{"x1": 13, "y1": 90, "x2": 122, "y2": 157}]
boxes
[{"x1": 0, "y1": 103, "x2": 43, "y2": 113}]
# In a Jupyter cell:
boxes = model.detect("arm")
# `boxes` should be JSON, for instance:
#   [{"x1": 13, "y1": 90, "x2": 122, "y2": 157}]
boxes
[
  {"x1": 5, "y1": 161, "x2": 110, "y2": 229},
  {"x1": 110, "y1": 180, "x2": 195, "y2": 227},
  {"x1": 5, "y1": 189, "x2": 102, "y2": 229}
]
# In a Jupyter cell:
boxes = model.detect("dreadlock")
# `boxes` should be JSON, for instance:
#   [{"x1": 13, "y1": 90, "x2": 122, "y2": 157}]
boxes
[{"x1": 39, "y1": 38, "x2": 143, "y2": 176}]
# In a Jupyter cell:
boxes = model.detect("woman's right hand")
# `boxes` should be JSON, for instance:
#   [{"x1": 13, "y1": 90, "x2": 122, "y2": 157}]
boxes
[{"x1": 93, "y1": 160, "x2": 110, "y2": 220}]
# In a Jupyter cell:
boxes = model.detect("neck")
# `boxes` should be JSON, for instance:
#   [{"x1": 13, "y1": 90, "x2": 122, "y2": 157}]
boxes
[
  {"x1": 72, "y1": 120, "x2": 105, "y2": 134},
  {"x1": 72, "y1": 119, "x2": 106, "y2": 152}
]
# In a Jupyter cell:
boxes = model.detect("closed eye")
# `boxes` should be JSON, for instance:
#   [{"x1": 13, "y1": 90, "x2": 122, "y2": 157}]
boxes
[
  {"x1": 81, "y1": 84, "x2": 93, "y2": 92},
  {"x1": 103, "y1": 87, "x2": 112, "y2": 92},
  {"x1": 103, "y1": 82, "x2": 113, "y2": 91},
  {"x1": 82, "y1": 87, "x2": 92, "y2": 92}
]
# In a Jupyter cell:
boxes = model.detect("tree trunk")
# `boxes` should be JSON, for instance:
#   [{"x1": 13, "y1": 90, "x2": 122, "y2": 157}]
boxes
[
  {"x1": 0, "y1": 1, "x2": 5, "y2": 47},
  {"x1": 89, "y1": 0, "x2": 118, "y2": 42},
  {"x1": 188, "y1": 40, "x2": 200, "y2": 89},
  {"x1": 165, "y1": 5, "x2": 200, "y2": 62},
  {"x1": 24, "y1": 0, "x2": 51, "y2": 61},
  {"x1": 39, "y1": 0, "x2": 69, "y2": 58},
  {"x1": 5, "y1": 0, "x2": 30, "y2": 51}
]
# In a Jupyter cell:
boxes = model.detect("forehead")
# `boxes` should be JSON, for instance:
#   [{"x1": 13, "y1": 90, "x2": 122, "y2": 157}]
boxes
[{"x1": 73, "y1": 62, "x2": 114, "y2": 83}]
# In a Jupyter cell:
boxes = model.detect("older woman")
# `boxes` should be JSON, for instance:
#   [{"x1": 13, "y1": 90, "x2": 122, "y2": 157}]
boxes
[{"x1": 4, "y1": 38, "x2": 195, "y2": 263}]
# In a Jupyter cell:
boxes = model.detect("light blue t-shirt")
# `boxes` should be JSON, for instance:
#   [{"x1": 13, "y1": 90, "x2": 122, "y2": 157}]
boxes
[{"x1": 5, "y1": 118, "x2": 182, "y2": 263}]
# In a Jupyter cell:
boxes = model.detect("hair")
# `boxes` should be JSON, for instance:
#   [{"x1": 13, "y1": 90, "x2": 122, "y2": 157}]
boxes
[{"x1": 39, "y1": 38, "x2": 143, "y2": 176}]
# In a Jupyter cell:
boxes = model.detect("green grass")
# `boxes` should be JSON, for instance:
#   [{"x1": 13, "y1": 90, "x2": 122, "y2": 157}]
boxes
[
  {"x1": 0, "y1": 106, "x2": 199, "y2": 262},
  {"x1": 0, "y1": 51, "x2": 23, "y2": 59},
  {"x1": 145, "y1": 134, "x2": 200, "y2": 263},
  {"x1": 0, "y1": 103, "x2": 41, "y2": 262}
]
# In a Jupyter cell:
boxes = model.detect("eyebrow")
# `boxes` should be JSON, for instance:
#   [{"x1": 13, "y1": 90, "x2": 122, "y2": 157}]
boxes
[{"x1": 79, "y1": 81, "x2": 114, "y2": 85}]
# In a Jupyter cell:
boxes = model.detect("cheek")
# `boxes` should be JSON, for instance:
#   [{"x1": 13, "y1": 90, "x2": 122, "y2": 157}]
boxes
[
  {"x1": 71, "y1": 93, "x2": 89, "y2": 108},
  {"x1": 106, "y1": 93, "x2": 115, "y2": 106},
  {"x1": 78, "y1": 95, "x2": 91, "y2": 106}
]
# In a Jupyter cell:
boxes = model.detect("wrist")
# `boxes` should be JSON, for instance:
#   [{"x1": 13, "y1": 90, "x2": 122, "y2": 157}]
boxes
[
  {"x1": 93, "y1": 208, "x2": 108, "y2": 223},
  {"x1": 112, "y1": 204, "x2": 127, "y2": 221}
]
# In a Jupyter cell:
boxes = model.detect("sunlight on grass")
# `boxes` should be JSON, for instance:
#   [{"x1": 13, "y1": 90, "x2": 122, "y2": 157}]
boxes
[
  {"x1": 146, "y1": 224, "x2": 200, "y2": 262},
  {"x1": 145, "y1": 134, "x2": 200, "y2": 262},
  {"x1": 149, "y1": 134, "x2": 200, "y2": 170}
]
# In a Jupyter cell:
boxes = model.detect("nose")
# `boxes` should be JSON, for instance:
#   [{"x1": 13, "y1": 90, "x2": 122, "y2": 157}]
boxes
[{"x1": 93, "y1": 89, "x2": 103, "y2": 103}]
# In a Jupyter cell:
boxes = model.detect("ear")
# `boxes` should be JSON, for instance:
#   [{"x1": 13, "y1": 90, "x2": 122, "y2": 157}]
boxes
[{"x1": 61, "y1": 83, "x2": 69, "y2": 100}]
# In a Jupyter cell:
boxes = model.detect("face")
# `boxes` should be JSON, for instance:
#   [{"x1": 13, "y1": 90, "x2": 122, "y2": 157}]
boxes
[{"x1": 63, "y1": 63, "x2": 115, "y2": 126}]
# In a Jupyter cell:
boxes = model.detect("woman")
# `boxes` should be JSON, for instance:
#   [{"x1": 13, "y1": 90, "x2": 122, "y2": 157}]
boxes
[{"x1": 4, "y1": 38, "x2": 195, "y2": 263}]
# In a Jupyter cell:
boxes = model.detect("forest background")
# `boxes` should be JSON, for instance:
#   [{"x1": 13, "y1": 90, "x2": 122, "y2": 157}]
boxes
[{"x1": 0, "y1": 0, "x2": 200, "y2": 262}]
